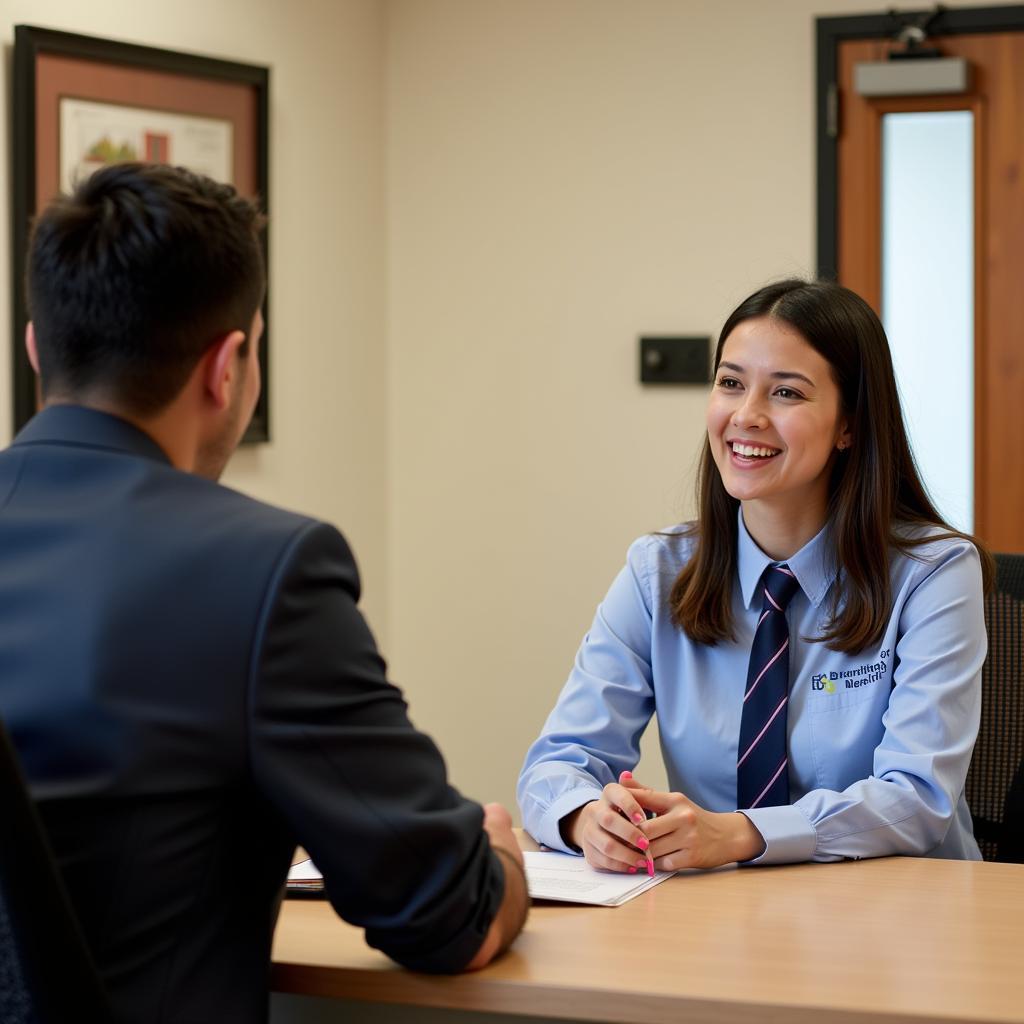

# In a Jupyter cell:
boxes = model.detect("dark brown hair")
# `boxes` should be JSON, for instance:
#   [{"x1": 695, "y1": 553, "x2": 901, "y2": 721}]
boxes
[
  {"x1": 670, "y1": 278, "x2": 992, "y2": 653},
  {"x1": 27, "y1": 162, "x2": 265, "y2": 416}
]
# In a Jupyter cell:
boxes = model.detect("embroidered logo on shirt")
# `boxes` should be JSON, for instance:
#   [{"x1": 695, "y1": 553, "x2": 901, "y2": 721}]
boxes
[
  {"x1": 812, "y1": 648, "x2": 891, "y2": 693},
  {"x1": 811, "y1": 673, "x2": 837, "y2": 693}
]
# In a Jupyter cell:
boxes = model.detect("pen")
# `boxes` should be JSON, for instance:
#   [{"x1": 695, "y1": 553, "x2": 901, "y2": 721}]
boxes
[
  {"x1": 633, "y1": 824, "x2": 654, "y2": 877},
  {"x1": 619, "y1": 772, "x2": 654, "y2": 876}
]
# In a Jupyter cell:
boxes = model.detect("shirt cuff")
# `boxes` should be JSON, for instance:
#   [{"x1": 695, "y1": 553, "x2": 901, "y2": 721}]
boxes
[
  {"x1": 738, "y1": 804, "x2": 818, "y2": 865},
  {"x1": 530, "y1": 786, "x2": 603, "y2": 854}
]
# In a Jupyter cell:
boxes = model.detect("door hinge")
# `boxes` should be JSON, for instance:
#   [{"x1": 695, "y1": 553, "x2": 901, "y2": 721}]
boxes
[{"x1": 826, "y1": 82, "x2": 839, "y2": 139}]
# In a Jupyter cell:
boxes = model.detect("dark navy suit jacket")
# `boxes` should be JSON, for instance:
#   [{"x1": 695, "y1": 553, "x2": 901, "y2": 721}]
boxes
[{"x1": 0, "y1": 406, "x2": 503, "y2": 1024}]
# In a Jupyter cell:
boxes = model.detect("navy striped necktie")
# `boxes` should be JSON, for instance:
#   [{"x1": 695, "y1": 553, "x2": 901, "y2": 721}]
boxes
[{"x1": 737, "y1": 563, "x2": 801, "y2": 810}]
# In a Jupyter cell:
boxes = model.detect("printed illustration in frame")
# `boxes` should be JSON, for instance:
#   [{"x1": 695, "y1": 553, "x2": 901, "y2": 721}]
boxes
[{"x1": 12, "y1": 25, "x2": 270, "y2": 442}]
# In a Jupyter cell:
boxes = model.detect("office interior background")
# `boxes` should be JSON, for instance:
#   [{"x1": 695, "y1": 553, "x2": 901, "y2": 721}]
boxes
[{"x1": 0, "y1": 0, "x2": 1007, "y2": 815}]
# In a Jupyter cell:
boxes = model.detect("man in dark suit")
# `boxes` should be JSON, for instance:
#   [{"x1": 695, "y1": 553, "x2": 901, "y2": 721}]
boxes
[{"x1": 0, "y1": 163, "x2": 527, "y2": 1024}]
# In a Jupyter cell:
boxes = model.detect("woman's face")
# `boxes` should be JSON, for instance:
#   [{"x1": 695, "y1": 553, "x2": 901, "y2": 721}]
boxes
[{"x1": 706, "y1": 316, "x2": 851, "y2": 517}]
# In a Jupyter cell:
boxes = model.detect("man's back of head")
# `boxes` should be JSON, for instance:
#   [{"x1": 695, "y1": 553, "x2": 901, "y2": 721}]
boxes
[{"x1": 28, "y1": 164, "x2": 265, "y2": 456}]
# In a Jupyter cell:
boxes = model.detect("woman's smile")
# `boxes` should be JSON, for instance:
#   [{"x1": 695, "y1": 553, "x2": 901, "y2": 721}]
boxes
[{"x1": 727, "y1": 439, "x2": 783, "y2": 465}]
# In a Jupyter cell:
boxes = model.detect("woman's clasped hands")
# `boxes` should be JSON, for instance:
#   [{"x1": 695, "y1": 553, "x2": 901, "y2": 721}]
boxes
[{"x1": 563, "y1": 771, "x2": 766, "y2": 872}]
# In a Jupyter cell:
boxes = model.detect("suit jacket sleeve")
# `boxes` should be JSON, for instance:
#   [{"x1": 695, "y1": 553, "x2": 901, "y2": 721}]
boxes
[{"x1": 248, "y1": 521, "x2": 505, "y2": 972}]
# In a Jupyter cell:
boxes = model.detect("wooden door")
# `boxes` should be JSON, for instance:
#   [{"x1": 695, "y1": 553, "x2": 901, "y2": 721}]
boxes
[{"x1": 837, "y1": 33, "x2": 1024, "y2": 552}]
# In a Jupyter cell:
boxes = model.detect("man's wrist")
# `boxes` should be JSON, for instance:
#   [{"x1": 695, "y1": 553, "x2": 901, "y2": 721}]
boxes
[
  {"x1": 492, "y1": 844, "x2": 526, "y2": 884},
  {"x1": 491, "y1": 845, "x2": 529, "y2": 947},
  {"x1": 467, "y1": 843, "x2": 529, "y2": 971}
]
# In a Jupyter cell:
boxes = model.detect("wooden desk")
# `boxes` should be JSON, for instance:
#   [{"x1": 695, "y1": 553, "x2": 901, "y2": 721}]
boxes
[{"x1": 272, "y1": 853, "x2": 1024, "y2": 1024}]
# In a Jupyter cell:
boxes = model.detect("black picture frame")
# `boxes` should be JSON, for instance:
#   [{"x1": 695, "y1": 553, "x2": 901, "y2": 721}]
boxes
[
  {"x1": 11, "y1": 25, "x2": 271, "y2": 442},
  {"x1": 815, "y1": 5, "x2": 1024, "y2": 281}
]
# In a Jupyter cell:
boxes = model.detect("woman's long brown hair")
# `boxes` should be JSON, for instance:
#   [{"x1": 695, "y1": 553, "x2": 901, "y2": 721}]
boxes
[{"x1": 670, "y1": 279, "x2": 993, "y2": 654}]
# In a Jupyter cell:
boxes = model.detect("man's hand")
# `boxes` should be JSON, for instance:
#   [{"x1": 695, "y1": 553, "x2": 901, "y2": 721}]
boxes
[
  {"x1": 482, "y1": 802, "x2": 524, "y2": 870},
  {"x1": 465, "y1": 803, "x2": 528, "y2": 970}
]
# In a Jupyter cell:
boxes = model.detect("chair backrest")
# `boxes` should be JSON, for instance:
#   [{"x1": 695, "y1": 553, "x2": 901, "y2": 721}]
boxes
[
  {"x1": 0, "y1": 721, "x2": 109, "y2": 1023},
  {"x1": 0, "y1": 892, "x2": 33, "y2": 1024},
  {"x1": 967, "y1": 552, "x2": 1024, "y2": 862}
]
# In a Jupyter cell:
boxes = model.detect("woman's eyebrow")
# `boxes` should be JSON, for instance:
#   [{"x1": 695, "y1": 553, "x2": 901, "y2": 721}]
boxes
[
  {"x1": 718, "y1": 361, "x2": 816, "y2": 388},
  {"x1": 772, "y1": 371, "x2": 816, "y2": 388}
]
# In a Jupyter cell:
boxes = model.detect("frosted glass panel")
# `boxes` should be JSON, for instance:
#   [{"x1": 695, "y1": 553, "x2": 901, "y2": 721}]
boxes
[{"x1": 882, "y1": 111, "x2": 973, "y2": 532}]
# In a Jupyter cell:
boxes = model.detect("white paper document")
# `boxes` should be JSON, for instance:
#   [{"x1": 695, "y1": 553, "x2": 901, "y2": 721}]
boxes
[
  {"x1": 287, "y1": 858, "x2": 322, "y2": 881},
  {"x1": 289, "y1": 852, "x2": 676, "y2": 906},
  {"x1": 524, "y1": 850, "x2": 676, "y2": 906}
]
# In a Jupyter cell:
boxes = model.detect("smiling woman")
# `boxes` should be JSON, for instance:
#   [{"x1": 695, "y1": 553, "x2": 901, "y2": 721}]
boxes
[{"x1": 518, "y1": 278, "x2": 994, "y2": 876}]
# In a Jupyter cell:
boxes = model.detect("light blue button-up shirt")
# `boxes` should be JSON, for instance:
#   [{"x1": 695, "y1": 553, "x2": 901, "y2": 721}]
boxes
[{"x1": 518, "y1": 513, "x2": 985, "y2": 864}]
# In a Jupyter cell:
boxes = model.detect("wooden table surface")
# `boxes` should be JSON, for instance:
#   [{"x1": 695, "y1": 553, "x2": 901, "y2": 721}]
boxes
[{"x1": 272, "y1": 848, "x2": 1024, "y2": 1024}]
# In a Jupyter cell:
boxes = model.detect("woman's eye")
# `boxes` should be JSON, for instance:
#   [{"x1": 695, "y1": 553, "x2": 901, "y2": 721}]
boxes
[
  {"x1": 774, "y1": 387, "x2": 803, "y2": 400},
  {"x1": 716, "y1": 377, "x2": 741, "y2": 389}
]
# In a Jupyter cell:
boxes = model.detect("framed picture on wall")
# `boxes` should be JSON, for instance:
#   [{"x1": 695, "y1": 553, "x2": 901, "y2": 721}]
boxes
[{"x1": 11, "y1": 25, "x2": 271, "y2": 442}]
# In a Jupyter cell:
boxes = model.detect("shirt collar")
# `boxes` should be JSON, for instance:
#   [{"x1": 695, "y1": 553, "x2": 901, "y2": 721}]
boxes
[
  {"x1": 736, "y1": 507, "x2": 837, "y2": 610},
  {"x1": 12, "y1": 404, "x2": 172, "y2": 466}
]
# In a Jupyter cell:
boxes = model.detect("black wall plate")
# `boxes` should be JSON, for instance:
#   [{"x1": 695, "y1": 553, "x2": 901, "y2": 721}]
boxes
[{"x1": 639, "y1": 336, "x2": 711, "y2": 384}]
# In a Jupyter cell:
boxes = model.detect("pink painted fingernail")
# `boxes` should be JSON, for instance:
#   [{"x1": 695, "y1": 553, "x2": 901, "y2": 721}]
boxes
[
  {"x1": 647, "y1": 860, "x2": 655, "y2": 877},
  {"x1": 631, "y1": 813, "x2": 645, "y2": 824},
  {"x1": 628, "y1": 866, "x2": 638, "y2": 874},
  {"x1": 621, "y1": 770, "x2": 632, "y2": 779},
  {"x1": 636, "y1": 837, "x2": 649, "y2": 851}
]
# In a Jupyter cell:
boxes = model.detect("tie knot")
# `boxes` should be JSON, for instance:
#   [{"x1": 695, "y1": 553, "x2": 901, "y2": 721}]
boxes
[{"x1": 760, "y1": 564, "x2": 800, "y2": 613}]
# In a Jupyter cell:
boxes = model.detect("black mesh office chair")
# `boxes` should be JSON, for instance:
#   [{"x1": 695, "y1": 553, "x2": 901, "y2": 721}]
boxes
[
  {"x1": 0, "y1": 894, "x2": 33, "y2": 1024},
  {"x1": 966, "y1": 553, "x2": 1024, "y2": 863},
  {"x1": 0, "y1": 721, "x2": 109, "y2": 1023}
]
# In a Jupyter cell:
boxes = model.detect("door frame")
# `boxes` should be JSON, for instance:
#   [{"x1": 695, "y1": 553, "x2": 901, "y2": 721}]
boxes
[{"x1": 815, "y1": 4, "x2": 1024, "y2": 278}]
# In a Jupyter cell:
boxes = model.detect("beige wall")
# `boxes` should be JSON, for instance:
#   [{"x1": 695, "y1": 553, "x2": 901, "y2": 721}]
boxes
[{"x1": 0, "y1": 0, "x2": 390, "y2": 635}]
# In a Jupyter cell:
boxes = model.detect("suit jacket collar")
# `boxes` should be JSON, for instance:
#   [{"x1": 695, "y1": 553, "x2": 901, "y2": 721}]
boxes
[{"x1": 12, "y1": 404, "x2": 172, "y2": 465}]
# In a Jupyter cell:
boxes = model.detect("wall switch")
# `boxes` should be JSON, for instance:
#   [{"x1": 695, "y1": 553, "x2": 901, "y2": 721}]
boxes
[{"x1": 639, "y1": 336, "x2": 711, "y2": 384}]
